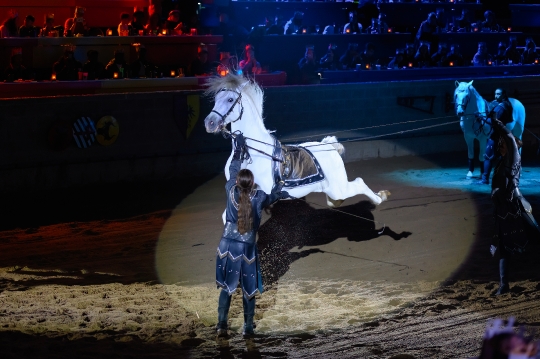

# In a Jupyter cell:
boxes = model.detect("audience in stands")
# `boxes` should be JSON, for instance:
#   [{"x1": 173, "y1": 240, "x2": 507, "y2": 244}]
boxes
[
  {"x1": 343, "y1": 11, "x2": 362, "y2": 34},
  {"x1": 319, "y1": 43, "x2": 337, "y2": 70},
  {"x1": 431, "y1": 43, "x2": 449, "y2": 67},
  {"x1": 217, "y1": 52, "x2": 236, "y2": 76},
  {"x1": 522, "y1": 37, "x2": 538, "y2": 65},
  {"x1": 472, "y1": 42, "x2": 493, "y2": 67},
  {"x1": 479, "y1": 10, "x2": 500, "y2": 33},
  {"x1": 377, "y1": 13, "x2": 389, "y2": 34},
  {"x1": 454, "y1": 9, "x2": 470, "y2": 33},
  {"x1": 416, "y1": 12, "x2": 438, "y2": 44},
  {"x1": 239, "y1": 44, "x2": 262, "y2": 75},
  {"x1": 64, "y1": 7, "x2": 88, "y2": 37},
  {"x1": 435, "y1": 8, "x2": 447, "y2": 33},
  {"x1": 39, "y1": 14, "x2": 57, "y2": 37},
  {"x1": 0, "y1": 10, "x2": 19, "y2": 38},
  {"x1": 447, "y1": 44, "x2": 465, "y2": 67},
  {"x1": 388, "y1": 48, "x2": 406, "y2": 69},
  {"x1": 284, "y1": 11, "x2": 304, "y2": 35},
  {"x1": 4, "y1": 48, "x2": 29, "y2": 81},
  {"x1": 339, "y1": 43, "x2": 361, "y2": 70},
  {"x1": 82, "y1": 50, "x2": 105, "y2": 80},
  {"x1": 404, "y1": 43, "x2": 416, "y2": 67},
  {"x1": 298, "y1": 45, "x2": 319, "y2": 85},
  {"x1": 414, "y1": 42, "x2": 432, "y2": 68},
  {"x1": 493, "y1": 42, "x2": 507, "y2": 65},
  {"x1": 366, "y1": 18, "x2": 380, "y2": 35},
  {"x1": 53, "y1": 48, "x2": 82, "y2": 81},
  {"x1": 145, "y1": 2, "x2": 162, "y2": 34},
  {"x1": 505, "y1": 36, "x2": 521, "y2": 65},
  {"x1": 266, "y1": 15, "x2": 285, "y2": 36},
  {"x1": 189, "y1": 44, "x2": 212, "y2": 76},
  {"x1": 130, "y1": 45, "x2": 157, "y2": 78},
  {"x1": 19, "y1": 15, "x2": 37, "y2": 37},
  {"x1": 164, "y1": 10, "x2": 183, "y2": 35},
  {"x1": 118, "y1": 13, "x2": 132, "y2": 37},
  {"x1": 131, "y1": 11, "x2": 145, "y2": 35},
  {"x1": 105, "y1": 49, "x2": 129, "y2": 79},
  {"x1": 214, "y1": 12, "x2": 248, "y2": 53},
  {"x1": 359, "y1": 42, "x2": 377, "y2": 69}
]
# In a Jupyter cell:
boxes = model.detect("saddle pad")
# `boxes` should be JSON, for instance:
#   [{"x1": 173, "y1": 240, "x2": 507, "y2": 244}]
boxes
[{"x1": 272, "y1": 138, "x2": 325, "y2": 188}]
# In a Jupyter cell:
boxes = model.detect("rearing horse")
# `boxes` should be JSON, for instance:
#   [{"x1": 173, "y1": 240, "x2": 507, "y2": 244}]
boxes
[
  {"x1": 454, "y1": 80, "x2": 526, "y2": 177},
  {"x1": 203, "y1": 74, "x2": 390, "y2": 223}
]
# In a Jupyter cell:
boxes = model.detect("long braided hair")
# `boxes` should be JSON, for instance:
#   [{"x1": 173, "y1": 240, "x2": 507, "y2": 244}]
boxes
[{"x1": 237, "y1": 169, "x2": 254, "y2": 234}]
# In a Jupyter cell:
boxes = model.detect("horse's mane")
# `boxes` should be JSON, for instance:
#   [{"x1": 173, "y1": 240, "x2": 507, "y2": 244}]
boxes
[
  {"x1": 456, "y1": 81, "x2": 486, "y2": 114},
  {"x1": 204, "y1": 73, "x2": 264, "y2": 121}
]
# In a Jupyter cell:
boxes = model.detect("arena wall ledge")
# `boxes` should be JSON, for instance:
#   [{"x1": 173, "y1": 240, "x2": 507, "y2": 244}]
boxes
[{"x1": 0, "y1": 75, "x2": 539, "y2": 194}]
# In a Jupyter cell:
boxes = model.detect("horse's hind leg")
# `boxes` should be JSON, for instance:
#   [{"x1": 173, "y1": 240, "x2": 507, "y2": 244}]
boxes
[
  {"x1": 465, "y1": 134, "x2": 475, "y2": 178},
  {"x1": 326, "y1": 177, "x2": 389, "y2": 206},
  {"x1": 326, "y1": 196, "x2": 343, "y2": 208}
]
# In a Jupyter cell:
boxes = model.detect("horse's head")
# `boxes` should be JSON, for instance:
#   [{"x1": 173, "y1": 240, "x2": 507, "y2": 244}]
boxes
[
  {"x1": 454, "y1": 80, "x2": 474, "y2": 116},
  {"x1": 204, "y1": 74, "x2": 250, "y2": 134}
]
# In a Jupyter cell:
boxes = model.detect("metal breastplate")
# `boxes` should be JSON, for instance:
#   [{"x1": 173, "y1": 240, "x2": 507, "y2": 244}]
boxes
[{"x1": 222, "y1": 222, "x2": 255, "y2": 244}]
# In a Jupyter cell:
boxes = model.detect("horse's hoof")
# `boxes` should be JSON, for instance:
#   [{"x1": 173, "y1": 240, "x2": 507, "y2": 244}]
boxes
[
  {"x1": 377, "y1": 190, "x2": 391, "y2": 202},
  {"x1": 466, "y1": 171, "x2": 473, "y2": 178}
]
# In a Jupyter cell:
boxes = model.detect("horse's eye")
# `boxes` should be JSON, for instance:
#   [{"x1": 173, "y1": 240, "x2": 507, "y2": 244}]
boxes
[{"x1": 228, "y1": 98, "x2": 234, "y2": 103}]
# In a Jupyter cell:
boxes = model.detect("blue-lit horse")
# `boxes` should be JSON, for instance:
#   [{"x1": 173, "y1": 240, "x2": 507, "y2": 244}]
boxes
[{"x1": 454, "y1": 80, "x2": 526, "y2": 177}]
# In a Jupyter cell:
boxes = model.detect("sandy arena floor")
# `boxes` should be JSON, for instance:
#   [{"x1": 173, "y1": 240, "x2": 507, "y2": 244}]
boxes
[{"x1": 1, "y1": 152, "x2": 540, "y2": 359}]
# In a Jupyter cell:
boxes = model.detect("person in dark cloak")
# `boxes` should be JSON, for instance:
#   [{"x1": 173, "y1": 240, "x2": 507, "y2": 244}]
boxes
[{"x1": 215, "y1": 133, "x2": 289, "y2": 337}]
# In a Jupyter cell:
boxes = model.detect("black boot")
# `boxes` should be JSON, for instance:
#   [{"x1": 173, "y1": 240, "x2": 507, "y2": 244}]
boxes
[
  {"x1": 217, "y1": 290, "x2": 232, "y2": 336},
  {"x1": 476, "y1": 159, "x2": 492, "y2": 184},
  {"x1": 242, "y1": 295, "x2": 255, "y2": 337},
  {"x1": 496, "y1": 251, "x2": 510, "y2": 295}
]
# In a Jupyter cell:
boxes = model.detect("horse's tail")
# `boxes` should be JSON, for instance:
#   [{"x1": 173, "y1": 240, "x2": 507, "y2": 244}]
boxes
[{"x1": 321, "y1": 136, "x2": 345, "y2": 156}]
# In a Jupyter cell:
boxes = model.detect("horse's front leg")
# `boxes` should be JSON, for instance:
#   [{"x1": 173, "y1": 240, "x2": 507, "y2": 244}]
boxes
[{"x1": 464, "y1": 134, "x2": 476, "y2": 178}]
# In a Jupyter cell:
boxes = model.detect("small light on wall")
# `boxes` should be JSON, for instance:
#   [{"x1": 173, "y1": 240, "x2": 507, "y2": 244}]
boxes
[
  {"x1": 170, "y1": 70, "x2": 176, "y2": 77},
  {"x1": 302, "y1": 28, "x2": 307, "y2": 34},
  {"x1": 190, "y1": 28, "x2": 197, "y2": 36},
  {"x1": 51, "y1": 73, "x2": 57, "y2": 81},
  {"x1": 535, "y1": 59, "x2": 539, "y2": 64},
  {"x1": 162, "y1": 29, "x2": 168, "y2": 35},
  {"x1": 474, "y1": 27, "x2": 478, "y2": 32},
  {"x1": 220, "y1": 70, "x2": 227, "y2": 77},
  {"x1": 387, "y1": 28, "x2": 392, "y2": 33},
  {"x1": 408, "y1": 62, "x2": 413, "y2": 68},
  {"x1": 107, "y1": 29, "x2": 113, "y2": 36},
  {"x1": 507, "y1": 27, "x2": 512, "y2": 32},
  {"x1": 113, "y1": 72, "x2": 119, "y2": 79},
  {"x1": 450, "y1": 0, "x2": 454, "y2": 2},
  {"x1": 488, "y1": 60, "x2": 492, "y2": 66},
  {"x1": 365, "y1": 64, "x2": 370, "y2": 69},
  {"x1": 345, "y1": 28, "x2": 350, "y2": 34},
  {"x1": 449, "y1": 61, "x2": 454, "y2": 67}
]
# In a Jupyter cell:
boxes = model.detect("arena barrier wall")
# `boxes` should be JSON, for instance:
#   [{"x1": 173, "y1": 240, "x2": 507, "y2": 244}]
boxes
[{"x1": 1, "y1": 75, "x2": 539, "y2": 194}]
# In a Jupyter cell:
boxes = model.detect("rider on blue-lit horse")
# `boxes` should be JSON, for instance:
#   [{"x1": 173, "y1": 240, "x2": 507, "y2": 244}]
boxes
[{"x1": 478, "y1": 88, "x2": 513, "y2": 185}]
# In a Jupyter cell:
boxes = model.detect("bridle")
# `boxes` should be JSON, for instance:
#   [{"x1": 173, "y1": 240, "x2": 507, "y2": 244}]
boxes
[
  {"x1": 455, "y1": 90, "x2": 470, "y2": 113},
  {"x1": 211, "y1": 88, "x2": 244, "y2": 128}
]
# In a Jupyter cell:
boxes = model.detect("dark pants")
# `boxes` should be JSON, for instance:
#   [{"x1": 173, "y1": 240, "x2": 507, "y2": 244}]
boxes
[
  {"x1": 498, "y1": 246, "x2": 510, "y2": 290},
  {"x1": 481, "y1": 138, "x2": 496, "y2": 183},
  {"x1": 217, "y1": 290, "x2": 256, "y2": 331}
]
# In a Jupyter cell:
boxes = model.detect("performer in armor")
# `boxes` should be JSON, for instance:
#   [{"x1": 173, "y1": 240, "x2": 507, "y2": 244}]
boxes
[
  {"x1": 216, "y1": 133, "x2": 289, "y2": 337},
  {"x1": 489, "y1": 119, "x2": 539, "y2": 295},
  {"x1": 478, "y1": 88, "x2": 513, "y2": 185}
]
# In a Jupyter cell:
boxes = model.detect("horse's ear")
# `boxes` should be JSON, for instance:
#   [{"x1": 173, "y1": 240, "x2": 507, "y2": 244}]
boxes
[
  {"x1": 468, "y1": 80, "x2": 474, "y2": 86},
  {"x1": 455, "y1": 80, "x2": 459, "y2": 88}
]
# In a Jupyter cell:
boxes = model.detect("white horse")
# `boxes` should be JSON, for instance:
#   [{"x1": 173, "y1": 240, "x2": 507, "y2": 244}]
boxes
[
  {"x1": 203, "y1": 74, "x2": 389, "y2": 223},
  {"x1": 454, "y1": 80, "x2": 526, "y2": 177}
]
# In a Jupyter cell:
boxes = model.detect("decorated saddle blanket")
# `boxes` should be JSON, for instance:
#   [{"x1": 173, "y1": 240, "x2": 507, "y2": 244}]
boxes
[{"x1": 272, "y1": 137, "x2": 325, "y2": 188}]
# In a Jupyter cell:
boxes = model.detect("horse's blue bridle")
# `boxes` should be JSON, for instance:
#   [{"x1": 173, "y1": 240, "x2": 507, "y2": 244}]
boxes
[{"x1": 211, "y1": 88, "x2": 244, "y2": 127}]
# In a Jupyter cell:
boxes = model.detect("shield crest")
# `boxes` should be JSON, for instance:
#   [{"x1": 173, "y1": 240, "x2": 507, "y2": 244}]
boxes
[{"x1": 174, "y1": 94, "x2": 200, "y2": 139}]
